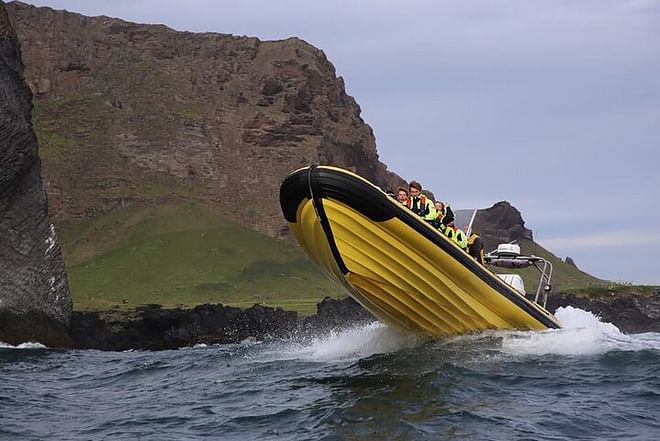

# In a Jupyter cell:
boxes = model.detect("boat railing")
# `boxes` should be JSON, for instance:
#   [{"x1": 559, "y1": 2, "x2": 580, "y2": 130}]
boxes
[{"x1": 484, "y1": 249, "x2": 553, "y2": 308}]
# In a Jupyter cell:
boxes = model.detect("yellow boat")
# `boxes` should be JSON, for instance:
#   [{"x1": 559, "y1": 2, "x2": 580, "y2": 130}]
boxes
[{"x1": 280, "y1": 165, "x2": 561, "y2": 336}]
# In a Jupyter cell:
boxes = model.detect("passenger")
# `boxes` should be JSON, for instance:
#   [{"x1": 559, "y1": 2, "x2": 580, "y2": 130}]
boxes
[
  {"x1": 434, "y1": 201, "x2": 445, "y2": 218},
  {"x1": 433, "y1": 201, "x2": 446, "y2": 228},
  {"x1": 430, "y1": 201, "x2": 443, "y2": 229},
  {"x1": 443, "y1": 223, "x2": 468, "y2": 250},
  {"x1": 467, "y1": 232, "x2": 485, "y2": 265},
  {"x1": 407, "y1": 181, "x2": 437, "y2": 222},
  {"x1": 433, "y1": 200, "x2": 455, "y2": 227},
  {"x1": 395, "y1": 186, "x2": 409, "y2": 205}
]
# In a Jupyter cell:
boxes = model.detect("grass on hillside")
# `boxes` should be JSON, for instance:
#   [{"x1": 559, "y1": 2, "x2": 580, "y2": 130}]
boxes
[
  {"x1": 62, "y1": 203, "x2": 343, "y2": 314},
  {"x1": 569, "y1": 284, "x2": 659, "y2": 297},
  {"x1": 61, "y1": 201, "x2": 646, "y2": 315}
]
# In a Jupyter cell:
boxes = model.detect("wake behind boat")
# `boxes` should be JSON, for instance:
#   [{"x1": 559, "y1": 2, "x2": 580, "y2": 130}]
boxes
[{"x1": 280, "y1": 165, "x2": 560, "y2": 336}]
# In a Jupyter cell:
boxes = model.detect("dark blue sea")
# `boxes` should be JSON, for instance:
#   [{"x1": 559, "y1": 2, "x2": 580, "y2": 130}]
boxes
[{"x1": 2, "y1": 307, "x2": 659, "y2": 440}]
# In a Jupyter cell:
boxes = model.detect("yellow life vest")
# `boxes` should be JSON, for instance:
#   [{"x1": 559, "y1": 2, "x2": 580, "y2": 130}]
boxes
[{"x1": 444, "y1": 225, "x2": 468, "y2": 250}]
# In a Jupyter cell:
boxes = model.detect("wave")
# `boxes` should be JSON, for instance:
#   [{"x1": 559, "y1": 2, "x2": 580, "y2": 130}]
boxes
[
  {"x1": 0, "y1": 341, "x2": 47, "y2": 350},
  {"x1": 252, "y1": 321, "x2": 423, "y2": 363},
  {"x1": 298, "y1": 321, "x2": 423, "y2": 361},
  {"x1": 499, "y1": 306, "x2": 660, "y2": 356},
  {"x1": 262, "y1": 306, "x2": 659, "y2": 362}
]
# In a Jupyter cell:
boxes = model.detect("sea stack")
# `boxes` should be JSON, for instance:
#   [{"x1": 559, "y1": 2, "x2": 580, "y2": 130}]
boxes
[{"x1": 0, "y1": 2, "x2": 72, "y2": 346}]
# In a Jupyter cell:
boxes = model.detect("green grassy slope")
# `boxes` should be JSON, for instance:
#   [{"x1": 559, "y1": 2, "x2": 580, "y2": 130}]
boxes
[
  {"x1": 61, "y1": 200, "x2": 651, "y2": 317},
  {"x1": 61, "y1": 202, "x2": 617, "y2": 315},
  {"x1": 61, "y1": 203, "x2": 342, "y2": 313}
]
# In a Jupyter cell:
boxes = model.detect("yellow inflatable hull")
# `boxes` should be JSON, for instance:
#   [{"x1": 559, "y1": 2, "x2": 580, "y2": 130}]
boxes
[{"x1": 280, "y1": 166, "x2": 560, "y2": 336}]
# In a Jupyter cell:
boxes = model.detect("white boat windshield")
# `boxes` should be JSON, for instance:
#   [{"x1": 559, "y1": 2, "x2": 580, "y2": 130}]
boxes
[{"x1": 453, "y1": 208, "x2": 478, "y2": 236}]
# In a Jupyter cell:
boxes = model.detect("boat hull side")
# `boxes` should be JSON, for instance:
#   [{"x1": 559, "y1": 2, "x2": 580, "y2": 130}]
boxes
[{"x1": 280, "y1": 166, "x2": 561, "y2": 336}]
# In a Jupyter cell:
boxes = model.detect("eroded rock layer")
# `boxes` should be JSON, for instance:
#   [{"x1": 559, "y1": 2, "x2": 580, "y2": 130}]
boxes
[
  {"x1": 6, "y1": 1, "x2": 404, "y2": 239},
  {"x1": 0, "y1": 1, "x2": 71, "y2": 346}
]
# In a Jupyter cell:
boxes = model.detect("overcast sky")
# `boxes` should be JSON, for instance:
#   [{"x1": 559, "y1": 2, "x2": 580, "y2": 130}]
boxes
[{"x1": 23, "y1": 0, "x2": 660, "y2": 285}]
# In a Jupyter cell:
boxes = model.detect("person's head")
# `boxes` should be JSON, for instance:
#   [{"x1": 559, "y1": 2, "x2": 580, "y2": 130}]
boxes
[
  {"x1": 435, "y1": 201, "x2": 445, "y2": 212},
  {"x1": 409, "y1": 181, "x2": 422, "y2": 197},
  {"x1": 396, "y1": 187, "x2": 409, "y2": 203}
]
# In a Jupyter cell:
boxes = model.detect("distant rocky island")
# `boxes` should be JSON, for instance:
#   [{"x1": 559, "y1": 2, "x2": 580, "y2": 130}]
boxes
[{"x1": 1, "y1": 1, "x2": 657, "y2": 349}]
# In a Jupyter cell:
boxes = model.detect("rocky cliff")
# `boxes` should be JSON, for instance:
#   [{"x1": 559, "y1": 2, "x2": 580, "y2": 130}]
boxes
[
  {"x1": 0, "y1": 1, "x2": 72, "y2": 346},
  {"x1": 2, "y1": 3, "x2": 579, "y2": 264},
  {"x1": 6, "y1": 1, "x2": 404, "y2": 239},
  {"x1": 472, "y1": 201, "x2": 533, "y2": 252}
]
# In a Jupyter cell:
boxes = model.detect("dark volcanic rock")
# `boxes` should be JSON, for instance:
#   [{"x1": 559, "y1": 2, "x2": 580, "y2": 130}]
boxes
[
  {"x1": 565, "y1": 256, "x2": 578, "y2": 268},
  {"x1": 68, "y1": 297, "x2": 376, "y2": 351},
  {"x1": 0, "y1": 2, "x2": 72, "y2": 346},
  {"x1": 303, "y1": 296, "x2": 375, "y2": 333},
  {"x1": 472, "y1": 201, "x2": 534, "y2": 252},
  {"x1": 70, "y1": 304, "x2": 299, "y2": 351}
]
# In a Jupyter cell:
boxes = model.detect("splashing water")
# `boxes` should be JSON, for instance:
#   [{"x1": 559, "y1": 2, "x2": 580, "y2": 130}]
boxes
[
  {"x1": 300, "y1": 321, "x2": 422, "y2": 361},
  {"x1": 253, "y1": 321, "x2": 423, "y2": 363},
  {"x1": 0, "y1": 341, "x2": 47, "y2": 350},
  {"x1": 500, "y1": 306, "x2": 660, "y2": 356},
  {"x1": 275, "y1": 306, "x2": 659, "y2": 362}
]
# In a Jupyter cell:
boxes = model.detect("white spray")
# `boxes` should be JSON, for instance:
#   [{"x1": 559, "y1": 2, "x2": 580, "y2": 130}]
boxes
[{"x1": 500, "y1": 306, "x2": 660, "y2": 356}]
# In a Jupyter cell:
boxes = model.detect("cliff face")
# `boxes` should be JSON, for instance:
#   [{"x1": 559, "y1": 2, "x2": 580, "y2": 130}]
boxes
[
  {"x1": 0, "y1": 2, "x2": 72, "y2": 346},
  {"x1": 6, "y1": 2, "x2": 404, "y2": 238},
  {"x1": 3, "y1": 2, "x2": 602, "y2": 304},
  {"x1": 472, "y1": 201, "x2": 534, "y2": 252}
]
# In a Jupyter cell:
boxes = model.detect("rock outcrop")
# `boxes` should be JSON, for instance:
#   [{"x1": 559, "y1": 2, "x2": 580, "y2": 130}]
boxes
[
  {"x1": 472, "y1": 201, "x2": 534, "y2": 252},
  {"x1": 69, "y1": 298, "x2": 375, "y2": 351},
  {"x1": 69, "y1": 304, "x2": 300, "y2": 351},
  {"x1": 302, "y1": 296, "x2": 375, "y2": 333},
  {"x1": 6, "y1": 2, "x2": 404, "y2": 239},
  {"x1": 0, "y1": 1, "x2": 72, "y2": 346},
  {"x1": 67, "y1": 293, "x2": 659, "y2": 351}
]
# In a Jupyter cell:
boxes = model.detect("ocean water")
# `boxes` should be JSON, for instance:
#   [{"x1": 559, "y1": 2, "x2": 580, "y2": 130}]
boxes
[{"x1": 1, "y1": 307, "x2": 659, "y2": 441}]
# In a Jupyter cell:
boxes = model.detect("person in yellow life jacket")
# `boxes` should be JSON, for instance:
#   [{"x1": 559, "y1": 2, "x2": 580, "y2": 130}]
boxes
[
  {"x1": 406, "y1": 181, "x2": 437, "y2": 222},
  {"x1": 443, "y1": 223, "x2": 468, "y2": 250},
  {"x1": 467, "y1": 232, "x2": 485, "y2": 265},
  {"x1": 433, "y1": 200, "x2": 455, "y2": 227}
]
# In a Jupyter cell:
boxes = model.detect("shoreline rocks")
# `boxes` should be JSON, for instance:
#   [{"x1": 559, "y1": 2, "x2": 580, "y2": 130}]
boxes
[
  {"x1": 67, "y1": 297, "x2": 375, "y2": 351},
  {"x1": 59, "y1": 292, "x2": 659, "y2": 351}
]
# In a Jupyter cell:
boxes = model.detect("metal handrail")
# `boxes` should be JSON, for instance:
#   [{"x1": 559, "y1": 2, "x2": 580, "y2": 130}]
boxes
[
  {"x1": 531, "y1": 257, "x2": 553, "y2": 308},
  {"x1": 484, "y1": 251, "x2": 553, "y2": 308}
]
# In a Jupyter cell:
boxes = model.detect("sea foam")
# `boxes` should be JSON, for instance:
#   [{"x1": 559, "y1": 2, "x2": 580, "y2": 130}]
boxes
[
  {"x1": 256, "y1": 321, "x2": 422, "y2": 363},
  {"x1": 500, "y1": 306, "x2": 660, "y2": 356},
  {"x1": 300, "y1": 321, "x2": 422, "y2": 361},
  {"x1": 0, "y1": 341, "x2": 47, "y2": 350}
]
